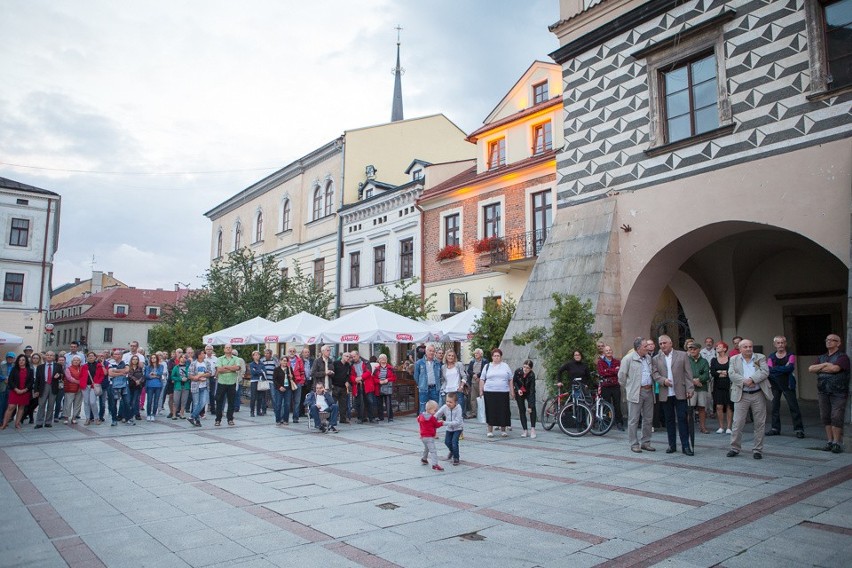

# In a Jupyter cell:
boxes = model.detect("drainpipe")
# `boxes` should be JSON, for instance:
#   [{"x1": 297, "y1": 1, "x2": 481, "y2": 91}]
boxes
[
  {"x1": 38, "y1": 197, "x2": 53, "y2": 315},
  {"x1": 414, "y1": 201, "x2": 425, "y2": 313},
  {"x1": 334, "y1": 135, "x2": 346, "y2": 320}
]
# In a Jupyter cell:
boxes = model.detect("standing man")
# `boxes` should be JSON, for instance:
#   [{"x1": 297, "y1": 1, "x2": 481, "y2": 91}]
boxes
[
  {"x1": 414, "y1": 345, "x2": 441, "y2": 415},
  {"x1": 121, "y1": 341, "x2": 146, "y2": 365},
  {"x1": 686, "y1": 342, "x2": 711, "y2": 434},
  {"x1": 300, "y1": 347, "x2": 314, "y2": 416},
  {"x1": 699, "y1": 337, "x2": 716, "y2": 364},
  {"x1": 465, "y1": 348, "x2": 486, "y2": 419},
  {"x1": 619, "y1": 338, "x2": 655, "y2": 452},
  {"x1": 232, "y1": 348, "x2": 246, "y2": 413},
  {"x1": 214, "y1": 344, "x2": 240, "y2": 426},
  {"x1": 204, "y1": 345, "x2": 218, "y2": 415},
  {"x1": 311, "y1": 345, "x2": 334, "y2": 390},
  {"x1": 727, "y1": 339, "x2": 772, "y2": 459},
  {"x1": 350, "y1": 350, "x2": 375, "y2": 423},
  {"x1": 597, "y1": 345, "x2": 623, "y2": 431},
  {"x1": 652, "y1": 335, "x2": 695, "y2": 455},
  {"x1": 729, "y1": 336, "x2": 743, "y2": 357},
  {"x1": 331, "y1": 351, "x2": 352, "y2": 424},
  {"x1": 767, "y1": 335, "x2": 805, "y2": 439},
  {"x1": 34, "y1": 351, "x2": 62, "y2": 428},
  {"x1": 809, "y1": 334, "x2": 850, "y2": 453}
]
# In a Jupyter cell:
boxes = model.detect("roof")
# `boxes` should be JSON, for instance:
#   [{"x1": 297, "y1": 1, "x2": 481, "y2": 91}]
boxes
[
  {"x1": 481, "y1": 60, "x2": 562, "y2": 126},
  {"x1": 404, "y1": 159, "x2": 432, "y2": 174},
  {"x1": 0, "y1": 176, "x2": 61, "y2": 197},
  {"x1": 50, "y1": 287, "x2": 188, "y2": 324},
  {"x1": 419, "y1": 149, "x2": 557, "y2": 202},
  {"x1": 468, "y1": 97, "x2": 562, "y2": 142}
]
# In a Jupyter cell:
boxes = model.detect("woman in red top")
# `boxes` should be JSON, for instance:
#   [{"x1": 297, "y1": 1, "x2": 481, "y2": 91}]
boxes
[
  {"x1": 2, "y1": 354, "x2": 33, "y2": 430},
  {"x1": 83, "y1": 352, "x2": 105, "y2": 425},
  {"x1": 63, "y1": 355, "x2": 87, "y2": 425},
  {"x1": 371, "y1": 354, "x2": 397, "y2": 422}
]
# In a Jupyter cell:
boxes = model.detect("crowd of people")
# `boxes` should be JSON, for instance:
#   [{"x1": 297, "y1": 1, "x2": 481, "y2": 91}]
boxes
[{"x1": 1, "y1": 331, "x2": 848, "y2": 461}]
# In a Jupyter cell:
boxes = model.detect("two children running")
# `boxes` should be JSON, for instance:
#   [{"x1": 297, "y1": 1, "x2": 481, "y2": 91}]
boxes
[{"x1": 418, "y1": 392, "x2": 464, "y2": 471}]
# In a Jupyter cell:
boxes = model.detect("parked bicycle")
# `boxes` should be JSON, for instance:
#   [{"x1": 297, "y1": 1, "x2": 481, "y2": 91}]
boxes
[
  {"x1": 557, "y1": 378, "x2": 592, "y2": 436},
  {"x1": 541, "y1": 381, "x2": 569, "y2": 431}
]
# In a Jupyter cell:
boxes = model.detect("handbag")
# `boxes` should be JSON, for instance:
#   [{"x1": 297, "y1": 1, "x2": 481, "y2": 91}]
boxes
[
  {"x1": 257, "y1": 379, "x2": 270, "y2": 392},
  {"x1": 93, "y1": 384, "x2": 103, "y2": 396},
  {"x1": 476, "y1": 396, "x2": 486, "y2": 424},
  {"x1": 380, "y1": 382, "x2": 393, "y2": 396},
  {"x1": 290, "y1": 380, "x2": 298, "y2": 391}
]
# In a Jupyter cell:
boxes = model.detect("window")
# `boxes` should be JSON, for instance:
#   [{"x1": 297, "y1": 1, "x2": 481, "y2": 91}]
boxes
[
  {"x1": 400, "y1": 238, "x2": 414, "y2": 279},
  {"x1": 662, "y1": 53, "x2": 719, "y2": 143},
  {"x1": 9, "y1": 218, "x2": 29, "y2": 247},
  {"x1": 484, "y1": 295, "x2": 502, "y2": 310},
  {"x1": 114, "y1": 305, "x2": 127, "y2": 315},
  {"x1": 365, "y1": 188, "x2": 374, "y2": 199},
  {"x1": 531, "y1": 190, "x2": 552, "y2": 255},
  {"x1": 533, "y1": 80, "x2": 548, "y2": 104},
  {"x1": 324, "y1": 182, "x2": 334, "y2": 217},
  {"x1": 487, "y1": 138, "x2": 506, "y2": 169},
  {"x1": 349, "y1": 252, "x2": 360, "y2": 288},
  {"x1": 312, "y1": 187, "x2": 323, "y2": 221},
  {"x1": 483, "y1": 203, "x2": 501, "y2": 239},
  {"x1": 234, "y1": 221, "x2": 242, "y2": 250},
  {"x1": 3, "y1": 273, "x2": 24, "y2": 302},
  {"x1": 823, "y1": 0, "x2": 852, "y2": 90},
  {"x1": 532, "y1": 121, "x2": 552, "y2": 154},
  {"x1": 444, "y1": 214, "x2": 460, "y2": 247},
  {"x1": 313, "y1": 258, "x2": 325, "y2": 287},
  {"x1": 281, "y1": 267, "x2": 288, "y2": 281},
  {"x1": 374, "y1": 245, "x2": 385, "y2": 285},
  {"x1": 255, "y1": 211, "x2": 263, "y2": 242},
  {"x1": 216, "y1": 230, "x2": 223, "y2": 258},
  {"x1": 103, "y1": 328, "x2": 113, "y2": 343},
  {"x1": 147, "y1": 307, "x2": 160, "y2": 316},
  {"x1": 412, "y1": 169, "x2": 423, "y2": 180},
  {"x1": 282, "y1": 199, "x2": 291, "y2": 231}
]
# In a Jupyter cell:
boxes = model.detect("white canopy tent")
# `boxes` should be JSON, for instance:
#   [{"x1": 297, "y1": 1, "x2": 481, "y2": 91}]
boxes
[
  {"x1": 317, "y1": 305, "x2": 436, "y2": 344},
  {"x1": 0, "y1": 331, "x2": 24, "y2": 346},
  {"x1": 246, "y1": 312, "x2": 328, "y2": 345},
  {"x1": 202, "y1": 316, "x2": 277, "y2": 346},
  {"x1": 430, "y1": 307, "x2": 483, "y2": 342}
]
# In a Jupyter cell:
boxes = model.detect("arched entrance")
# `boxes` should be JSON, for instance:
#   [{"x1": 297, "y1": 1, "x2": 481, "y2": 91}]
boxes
[{"x1": 622, "y1": 222, "x2": 848, "y2": 401}]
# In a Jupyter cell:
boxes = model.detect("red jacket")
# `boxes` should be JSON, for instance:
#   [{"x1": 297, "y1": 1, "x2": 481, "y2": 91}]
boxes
[
  {"x1": 349, "y1": 359, "x2": 374, "y2": 396},
  {"x1": 371, "y1": 364, "x2": 396, "y2": 391},
  {"x1": 287, "y1": 356, "x2": 306, "y2": 385},
  {"x1": 417, "y1": 412, "x2": 443, "y2": 437},
  {"x1": 63, "y1": 365, "x2": 87, "y2": 393},
  {"x1": 596, "y1": 356, "x2": 621, "y2": 388},
  {"x1": 85, "y1": 362, "x2": 105, "y2": 386}
]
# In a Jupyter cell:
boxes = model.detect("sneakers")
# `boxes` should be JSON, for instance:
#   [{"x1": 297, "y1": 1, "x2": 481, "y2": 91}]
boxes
[
  {"x1": 486, "y1": 432, "x2": 494, "y2": 438},
  {"x1": 716, "y1": 428, "x2": 725, "y2": 434},
  {"x1": 725, "y1": 428, "x2": 732, "y2": 434},
  {"x1": 329, "y1": 426, "x2": 339, "y2": 433},
  {"x1": 500, "y1": 431, "x2": 508, "y2": 437},
  {"x1": 831, "y1": 443, "x2": 844, "y2": 454},
  {"x1": 319, "y1": 425, "x2": 328, "y2": 433},
  {"x1": 421, "y1": 458, "x2": 428, "y2": 465},
  {"x1": 521, "y1": 431, "x2": 528, "y2": 438},
  {"x1": 821, "y1": 442, "x2": 835, "y2": 451},
  {"x1": 452, "y1": 459, "x2": 459, "y2": 466},
  {"x1": 447, "y1": 452, "x2": 453, "y2": 460},
  {"x1": 795, "y1": 431, "x2": 805, "y2": 439},
  {"x1": 432, "y1": 464, "x2": 444, "y2": 472},
  {"x1": 530, "y1": 429, "x2": 536, "y2": 439}
]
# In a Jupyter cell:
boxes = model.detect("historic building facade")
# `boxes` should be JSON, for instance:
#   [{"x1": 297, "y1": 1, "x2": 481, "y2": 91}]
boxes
[{"x1": 501, "y1": 0, "x2": 851, "y2": 402}]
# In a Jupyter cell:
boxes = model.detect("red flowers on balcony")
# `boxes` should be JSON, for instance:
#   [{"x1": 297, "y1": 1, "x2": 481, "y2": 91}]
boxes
[
  {"x1": 473, "y1": 236, "x2": 504, "y2": 253},
  {"x1": 436, "y1": 244, "x2": 462, "y2": 261}
]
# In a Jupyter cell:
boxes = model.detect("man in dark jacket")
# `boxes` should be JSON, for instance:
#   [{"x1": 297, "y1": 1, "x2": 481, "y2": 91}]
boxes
[
  {"x1": 34, "y1": 351, "x2": 63, "y2": 428},
  {"x1": 331, "y1": 352, "x2": 352, "y2": 423}
]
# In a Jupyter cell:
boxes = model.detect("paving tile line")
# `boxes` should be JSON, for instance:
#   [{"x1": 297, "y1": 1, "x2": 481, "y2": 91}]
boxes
[
  {"x1": 0, "y1": 448, "x2": 107, "y2": 568},
  {"x1": 593, "y1": 464, "x2": 852, "y2": 568},
  {"x1": 799, "y1": 520, "x2": 852, "y2": 537}
]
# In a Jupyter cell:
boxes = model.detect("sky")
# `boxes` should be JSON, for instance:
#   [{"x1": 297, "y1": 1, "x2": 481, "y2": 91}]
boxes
[{"x1": 0, "y1": 0, "x2": 558, "y2": 291}]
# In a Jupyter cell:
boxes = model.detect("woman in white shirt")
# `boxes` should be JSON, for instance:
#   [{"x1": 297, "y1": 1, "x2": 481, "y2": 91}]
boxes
[
  {"x1": 440, "y1": 350, "x2": 468, "y2": 411},
  {"x1": 481, "y1": 348, "x2": 514, "y2": 437}
]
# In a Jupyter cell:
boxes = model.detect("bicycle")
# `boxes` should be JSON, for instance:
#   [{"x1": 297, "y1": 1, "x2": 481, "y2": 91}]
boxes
[
  {"x1": 588, "y1": 383, "x2": 615, "y2": 436},
  {"x1": 557, "y1": 378, "x2": 592, "y2": 436},
  {"x1": 540, "y1": 381, "x2": 570, "y2": 430}
]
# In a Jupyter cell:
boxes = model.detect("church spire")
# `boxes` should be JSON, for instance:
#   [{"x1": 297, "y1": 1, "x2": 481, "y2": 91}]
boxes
[{"x1": 391, "y1": 25, "x2": 404, "y2": 122}]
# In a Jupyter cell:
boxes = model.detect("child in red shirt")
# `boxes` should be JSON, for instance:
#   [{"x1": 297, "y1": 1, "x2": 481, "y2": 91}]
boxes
[{"x1": 418, "y1": 400, "x2": 444, "y2": 471}]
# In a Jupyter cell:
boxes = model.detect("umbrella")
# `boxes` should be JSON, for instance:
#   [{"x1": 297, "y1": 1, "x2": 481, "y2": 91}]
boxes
[
  {"x1": 317, "y1": 305, "x2": 435, "y2": 344},
  {"x1": 0, "y1": 331, "x2": 24, "y2": 345},
  {"x1": 203, "y1": 316, "x2": 276, "y2": 345},
  {"x1": 431, "y1": 307, "x2": 483, "y2": 341},
  {"x1": 246, "y1": 311, "x2": 329, "y2": 345}
]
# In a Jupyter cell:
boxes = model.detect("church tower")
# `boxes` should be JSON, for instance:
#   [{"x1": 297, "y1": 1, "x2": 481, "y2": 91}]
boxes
[{"x1": 391, "y1": 25, "x2": 404, "y2": 122}]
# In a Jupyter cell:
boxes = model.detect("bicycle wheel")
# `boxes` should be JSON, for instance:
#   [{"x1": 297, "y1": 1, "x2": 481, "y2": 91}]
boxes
[
  {"x1": 558, "y1": 402, "x2": 591, "y2": 437},
  {"x1": 590, "y1": 400, "x2": 615, "y2": 436},
  {"x1": 541, "y1": 398, "x2": 559, "y2": 430}
]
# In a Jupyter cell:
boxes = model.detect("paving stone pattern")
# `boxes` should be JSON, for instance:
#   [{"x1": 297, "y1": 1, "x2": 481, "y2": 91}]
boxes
[{"x1": 0, "y1": 411, "x2": 850, "y2": 568}]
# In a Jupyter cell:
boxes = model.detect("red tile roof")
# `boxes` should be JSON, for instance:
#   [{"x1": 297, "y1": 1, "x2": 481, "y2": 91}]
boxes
[
  {"x1": 50, "y1": 287, "x2": 188, "y2": 323},
  {"x1": 419, "y1": 149, "x2": 557, "y2": 202}
]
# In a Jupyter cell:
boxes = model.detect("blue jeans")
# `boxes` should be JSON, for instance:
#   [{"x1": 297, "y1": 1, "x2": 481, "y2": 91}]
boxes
[
  {"x1": 129, "y1": 389, "x2": 142, "y2": 419},
  {"x1": 418, "y1": 385, "x2": 439, "y2": 414},
  {"x1": 309, "y1": 403, "x2": 339, "y2": 428},
  {"x1": 191, "y1": 389, "x2": 209, "y2": 420},
  {"x1": 54, "y1": 391, "x2": 64, "y2": 419},
  {"x1": 146, "y1": 387, "x2": 162, "y2": 417},
  {"x1": 271, "y1": 388, "x2": 282, "y2": 423},
  {"x1": 290, "y1": 385, "x2": 302, "y2": 421},
  {"x1": 445, "y1": 430, "x2": 462, "y2": 460},
  {"x1": 113, "y1": 387, "x2": 131, "y2": 421},
  {"x1": 278, "y1": 389, "x2": 292, "y2": 423}
]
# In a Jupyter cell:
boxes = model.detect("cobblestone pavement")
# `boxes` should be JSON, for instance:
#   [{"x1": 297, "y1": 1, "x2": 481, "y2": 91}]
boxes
[{"x1": 0, "y1": 408, "x2": 850, "y2": 568}]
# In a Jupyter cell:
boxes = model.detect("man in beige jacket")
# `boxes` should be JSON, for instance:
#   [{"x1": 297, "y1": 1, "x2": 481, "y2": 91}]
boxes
[{"x1": 727, "y1": 338, "x2": 772, "y2": 459}]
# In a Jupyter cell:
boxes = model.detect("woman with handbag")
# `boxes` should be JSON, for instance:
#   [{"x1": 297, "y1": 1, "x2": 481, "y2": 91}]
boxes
[
  {"x1": 272, "y1": 357, "x2": 295, "y2": 425},
  {"x1": 249, "y1": 351, "x2": 268, "y2": 418},
  {"x1": 372, "y1": 354, "x2": 396, "y2": 422},
  {"x1": 62, "y1": 355, "x2": 86, "y2": 425},
  {"x1": 440, "y1": 350, "x2": 468, "y2": 412},
  {"x1": 481, "y1": 348, "x2": 514, "y2": 438},
  {"x1": 513, "y1": 359, "x2": 537, "y2": 438},
  {"x1": 126, "y1": 355, "x2": 145, "y2": 424},
  {"x1": 170, "y1": 354, "x2": 191, "y2": 420},
  {"x1": 83, "y1": 352, "x2": 105, "y2": 425}
]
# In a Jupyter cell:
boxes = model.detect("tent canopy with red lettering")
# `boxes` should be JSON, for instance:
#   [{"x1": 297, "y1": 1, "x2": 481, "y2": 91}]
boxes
[
  {"x1": 429, "y1": 307, "x2": 483, "y2": 342},
  {"x1": 202, "y1": 316, "x2": 277, "y2": 345},
  {"x1": 246, "y1": 311, "x2": 328, "y2": 345},
  {"x1": 317, "y1": 305, "x2": 435, "y2": 344}
]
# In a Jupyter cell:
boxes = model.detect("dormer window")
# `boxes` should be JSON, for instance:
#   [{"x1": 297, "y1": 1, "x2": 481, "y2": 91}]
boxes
[
  {"x1": 412, "y1": 169, "x2": 423, "y2": 181},
  {"x1": 365, "y1": 188, "x2": 373, "y2": 199},
  {"x1": 146, "y1": 306, "x2": 161, "y2": 317},
  {"x1": 487, "y1": 138, "x2": 506, "y2": 170},
  {"x1": 114, "y1": 304, "x2": 128, "y2": 315},
  {"x1": 533, "y1": 81, "x2": 548, "y2": 104}
]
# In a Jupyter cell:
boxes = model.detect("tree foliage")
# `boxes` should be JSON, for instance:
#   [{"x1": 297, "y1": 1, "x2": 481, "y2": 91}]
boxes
[
  {"x1": 513, "y1": 293, "x2": 601, "y2": 394},
  {"x1": 470, "y1": 293, "x2": 516, "y2": 355},
  {"x1": 278, "y1": 260, "x2": 334, "y2": 320},
  {"x1": 377, "y1": 277, "x2": 436, "y2": 320}
]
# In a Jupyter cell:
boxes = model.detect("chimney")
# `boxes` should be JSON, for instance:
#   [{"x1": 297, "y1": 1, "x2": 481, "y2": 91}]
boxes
[
  {"x1": 74, "y1": 278, "x2": 81, "y2": 284},
  {"x1": 107, "y1": 271, "x2": 114, "y2": 278},
  {"x1": 174, "y1": 284, "x2": 179, "y2": 291},
  {"x1": 91, "y1": 270, "x2": 104, "y2": 294}
]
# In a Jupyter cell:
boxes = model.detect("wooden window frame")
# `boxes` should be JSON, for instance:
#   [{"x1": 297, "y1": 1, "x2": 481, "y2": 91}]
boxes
[
  {"x1": 9, "y1": 218, "x2": 29, "y2": 247},
  {"x1": 3, "y1": 272, "x2": 24, "y2": 302},
  {"x1": 487, "y1": 138, "x2": 506, "y2": 170},
  {"x1": 399, "y1": 238, "x2": 414, "y2": 280},
  {"x1": 349, "y1": 251, "x2": 360, "y2": 289},
  {"x1": 444, "y1": 213, "x2": 460, "y2": 247},
  {"x1": 532, "y1": 80, "x2": 549, "y2": 105},
  {"x1": 532, "y1": 121, "x2": 552, "y2": 155},
  {"x1": 373, "y1": 245, "x2": 385, "y2": 285}
]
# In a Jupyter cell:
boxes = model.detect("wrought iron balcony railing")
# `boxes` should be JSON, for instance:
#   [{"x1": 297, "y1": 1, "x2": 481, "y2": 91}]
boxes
[{"x1": 487, "y1": 228, "x2": 549, "y2": 265}]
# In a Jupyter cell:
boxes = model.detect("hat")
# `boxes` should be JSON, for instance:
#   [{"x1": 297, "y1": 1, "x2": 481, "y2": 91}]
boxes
[
  {"x1": 24, "y1": 345, "x2": 33, "y2": 351},
  {"x1": 5, "y1": 352, "x2": 15, "y2": 359}
]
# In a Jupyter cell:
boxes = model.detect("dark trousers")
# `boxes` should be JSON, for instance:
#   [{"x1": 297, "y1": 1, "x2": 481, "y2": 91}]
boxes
[
  {"x1": 377, "y1": 394, "x2": 393, "y2": 421},
  {"x1": 663, "y1": 397, "x2": 690, "y2": 451},
  {"x1": 332, "y1": 385, "x2": 349, "y2": 422},
  {"x1": 354, "y1": 392, "x2": 376, "y2": 422},
  {"x1": 516, "y1": 394, "x2": 537, "y2": 430},
  {"x1": 208, "y1": 378, "x2": 218, "y2": 413},
  {"x1": 249, "y1": 382, "x2": 267, "y2": 415},
  {"x1": 215, "y1": 383, "x2": 236, "y2": 422},
  {"x1": 600, "y1": 385, "x2": 623, "y2": 426},
  {"x1": 769, "y1": 378, "x2": 804, "y2": 433}
]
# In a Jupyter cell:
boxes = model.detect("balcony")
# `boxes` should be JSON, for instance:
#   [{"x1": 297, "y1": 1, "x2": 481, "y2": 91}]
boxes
[{"x1": 484, "y1": 228, "x2": 549, "y2": 272}]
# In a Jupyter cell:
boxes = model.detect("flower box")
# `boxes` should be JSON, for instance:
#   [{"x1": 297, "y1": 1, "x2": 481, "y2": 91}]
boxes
[
  {"x1": 473, "y1": 236, "x2": 504, "y2": 254},
  {"x1": 436, "y1": 244, "x2": 462, "y2": 261}
]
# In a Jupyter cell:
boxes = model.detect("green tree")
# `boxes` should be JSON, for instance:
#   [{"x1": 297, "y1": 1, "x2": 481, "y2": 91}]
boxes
[
  {"x1": 377, "y1": 277, "x2": 436, "y2": 320},
  {"x1": 513, "y1": 293, "x2": 601, "y2": 394},
  {"x1": 470, "y1": 293, "x2": 516, "y2": 355},
  {"x1": 279, "y1": 260, "x2": 335, "y2": 319}
]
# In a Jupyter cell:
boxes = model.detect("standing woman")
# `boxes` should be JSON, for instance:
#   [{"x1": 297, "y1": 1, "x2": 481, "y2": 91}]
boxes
[
  {"x1": 126, "y1": 355, "x2": 144, "y2": 424},
  {"x1": 171, "y1": 354, "x2": 190, "y2": 420},
  {"x1": 63, "y1": 355, "x2": 86, "y2": 425},
  {"x1": 440, "y1": 350, "x2": 467, "y2": 411},
  {"x1": 710, "y1": 341, "x2": 733, "y2": 434},
  {"x1": 144, "y1": 354, "x2": 164, "y2": 421},
  {"x1": 22, "y1": 352, "x2": 42, "y2": 425},
  {"x1": 249, "y1": 351, "x2": 265, "y2": 418},
  {"x1": 83, "y1": 352, "x2": 104, "y2": 425},
  {"x1": 557, "y1": 350, "x2": 592, "y2": 391},
  {"x1": 513, "y1": 359, "x2": 537, "y2": 438},
  {"x1": 286, "y1": 347, "x2": 306, "y2": 423},
  {"x1": 481, "y1": 348, "x2": 514, "y2": 438},
  {"x1": 372, "y1": 354, "x2": 396, "y2": 422},
  {"x1": 272, "y1": 357, "x2": 294, "y2": 426},
  {"x1": 1, "y1": 355, "x2": 33, "y2": 429}
]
